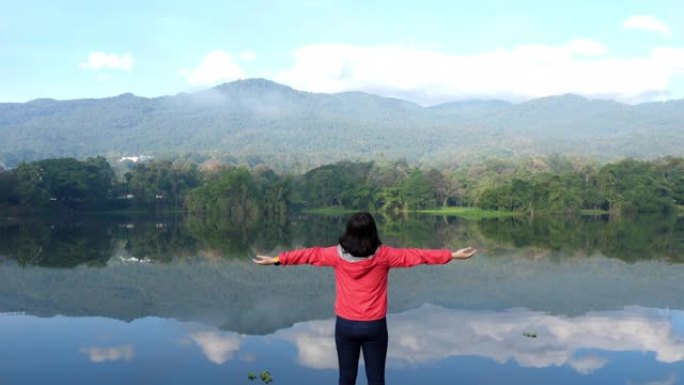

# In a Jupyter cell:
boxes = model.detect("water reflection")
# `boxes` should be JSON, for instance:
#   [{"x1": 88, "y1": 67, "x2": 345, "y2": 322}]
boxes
[
  {"x1": 4, "y1": 250, "x2": 684, "y2": 334},
  {"x1": 276, "y1": 305, "x2": 684, "y2": 374},
  {"x1": 629, "y1": 375, "x2": 678, "y2": 385},
  {"x1": 477, "y1": 213, "x2": 684, "y2": 263},
  {"x1": 189, "y1": 331, "x2": 242, "y2": 365},
  {"x1": 2, "y1": 306, "x2": 683, "y2": 384},
  {"x1": 3, "y1": 213, "x2": 684, "y2": 384},
  {"x1": 80, "y1": 344, "x2": 134, "y2": 363},
  {"x1": 1, "y1": 212, "x2": 684, "y2": 267}
]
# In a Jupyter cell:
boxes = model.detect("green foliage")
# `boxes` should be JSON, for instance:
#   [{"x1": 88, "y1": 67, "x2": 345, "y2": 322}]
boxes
[
  {"x1": 398, "y1": 169, "x2": 436, "y2": 210},
  {"x1": 260, "y1": 371, "x2": 273, "y2": 384},
  {"x1": 253, "y1": 167, "x2": 291, "y2": 220},
  {"x1": 13, "y1": 162, "x2": 50, "y2": 206},
  {"x1": 125, "y1": 160, "x2": 200, "y2": 209},
  {"x1": 185, "y1": 167, "x2": 260, "y2": 223},
  {"x1": 473, "y1": 157, "x2": 676, "y2": 215},
  {"x1": 659, "y1": 156, "x2": 684, "y2": 205},
  {"x1": 0, "y1": 168, "x2": 19, "y2": 205},
  {"x1": 380, "y1": 169, "x2": 436, "y2": 214},
  {"x1": 39, "y1": 158, "x2": 93, "y2": 205},
  {"x1": 7, "y1": 157, "x2": 115, "y2": 209},
  {"x1": 247, "y1": 370, "x2": 273, "y2": 384},
  {"x1": 299, "y1": 161, "x2": 375, "y2": 209},
  {"x1": 1, "y1": 154, "x2": 683, "y2": 218},
  {"x1": 597, "y1": 159, "x2": 675, "y2": 214}
]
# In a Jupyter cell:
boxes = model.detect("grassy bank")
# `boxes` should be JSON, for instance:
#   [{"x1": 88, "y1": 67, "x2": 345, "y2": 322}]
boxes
[
  {"x1": 579, "y1": 209, "x2": 611, "y2": 216},
  {"x1": 415, "y1": 207, "x2": 517, "y2": 219},
  {"x1": 84, "y1": 208, "x2": 184, "y2": 216},
  {"x1": 302, "y1": 207, "x2": 360, "y2": 216},
  {"x1": 303, "y1": 206, "x2": 517, "y2": 219}
]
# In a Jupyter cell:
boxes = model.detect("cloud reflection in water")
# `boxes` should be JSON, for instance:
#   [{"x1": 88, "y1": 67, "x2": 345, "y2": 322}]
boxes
[
  {"x1": 628, "y1": 374, "x2": 677, "y2": 385},
  {"x1": 80, "y1": 344, "x2": 134, "y2": 363},
  {"x1": 276, "y1": 305, "x2": 684, "y2": 374},
  {"x1": 190, "y1": 331, "x2": 242, "y2": 365}
]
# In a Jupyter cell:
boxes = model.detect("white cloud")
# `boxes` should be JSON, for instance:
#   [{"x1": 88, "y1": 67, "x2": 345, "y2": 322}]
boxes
[
  {"x1": 276, "y1": 305, "x2": 684, "y2": 373},
  {"x1": 239, "y1": 51, "x2": 256, "y2": 62},
  {"x1": 275, "y1": 42, "x2": 684, "y2": 104},
  {"x1": 190, "y1": 331, "x2": 242, "y2": 365},
  {"x1": 79, "y1": 52, "x2": 133, "y2": 71},
  {"x1": 80, "y1": 344, "x2": 134, "y2": 363},
  {"x1": 623, "y1": 15, "x2": 671, "y2": 36},
  {"x1": 182, "y1": 49, "x2": 244, "y2": 86},
  {"x1": 565, "y1": 39, "x2": 606, "y2": 57},
  {"x1": 97, "y1": 73, "x2": 112, "y2": 81}
]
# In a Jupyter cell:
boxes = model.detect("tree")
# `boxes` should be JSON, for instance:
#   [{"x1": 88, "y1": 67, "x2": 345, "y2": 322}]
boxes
[
  {"x1": 254, "y1": 166, "x2": 290, "y2": 220},
  {"x1": 660, "y1": 156, "x2": 684, "y2": 205},
  {"x1": 399, "y1": 169, "x2": 436, "y2": 210},
  {"x1": 426, "y1": 168, "x2": 459, "y2": 207},
  {"x1": 0, "y1": 169, "x2": 19, "y2": 205},
  {"x1": 126, "y1": 160, "x2": 201, "y2": 209},
  {"x1": 597, "y1": 159, "x2": 674, "y2": 214},
  {"x1": 14, "y1": 162, "x2": 49, "y2": 206},
  {"x1": 185, "y1": 167, "x2": 260, "y2": 223},
  {"x1": 299, "y1": 161, "x2": 374, "y2": 208}
]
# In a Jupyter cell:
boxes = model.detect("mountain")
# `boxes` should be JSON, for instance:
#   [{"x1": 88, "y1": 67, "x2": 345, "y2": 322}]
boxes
[
  {"x1": 1, "y1": 78, "x2": 683, "y2": 169},
  {"x1": 429, "y1": 99, "x2": 511, "y2": 118}
]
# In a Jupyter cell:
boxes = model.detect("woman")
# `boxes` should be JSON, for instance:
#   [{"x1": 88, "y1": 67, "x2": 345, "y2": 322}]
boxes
[{"x1": 253, "y1": 212, "x2": 476, "y2": 385}]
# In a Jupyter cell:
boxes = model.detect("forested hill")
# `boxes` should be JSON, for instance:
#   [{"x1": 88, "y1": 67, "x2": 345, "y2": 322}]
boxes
[{"x1": 1, "y1": 78, "x2": 683, "y2": 169}]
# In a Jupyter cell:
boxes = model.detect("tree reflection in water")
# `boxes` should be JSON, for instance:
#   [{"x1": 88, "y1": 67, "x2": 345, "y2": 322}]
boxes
[{"x1": 1, "y1": 212, "x2": 683, "y2": 267}]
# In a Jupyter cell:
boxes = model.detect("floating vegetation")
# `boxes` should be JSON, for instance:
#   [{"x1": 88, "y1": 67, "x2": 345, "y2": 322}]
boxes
[{"x1": 248, "y1": 370, "x2": 273, "y2": 384}]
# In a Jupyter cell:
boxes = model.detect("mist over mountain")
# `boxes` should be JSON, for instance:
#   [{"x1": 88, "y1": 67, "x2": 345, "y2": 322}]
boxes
[{"x1": 1, "y1": 78, "x2": 682, "y2": 169}]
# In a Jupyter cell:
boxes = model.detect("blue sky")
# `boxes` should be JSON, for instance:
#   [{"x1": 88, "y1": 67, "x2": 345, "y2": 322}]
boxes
[{"x1": 2, "y1": 0, "x2": 683, "y2": 104}]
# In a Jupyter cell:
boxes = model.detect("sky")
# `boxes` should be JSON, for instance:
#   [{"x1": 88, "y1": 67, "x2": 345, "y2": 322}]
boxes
[{"x1": 2, "y1": 0, "x2": 683, "y2": 105}]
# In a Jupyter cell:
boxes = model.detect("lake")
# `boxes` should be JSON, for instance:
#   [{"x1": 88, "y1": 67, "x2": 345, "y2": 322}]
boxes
[{"x1": 1, "y1": 212, "x2": 684, "y2": 384}]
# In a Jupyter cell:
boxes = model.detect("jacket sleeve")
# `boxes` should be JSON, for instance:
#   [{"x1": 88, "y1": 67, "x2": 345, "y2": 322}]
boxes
[
  {"x1": 384, "y1": 246, "x2": 452, "y2": 268},
  {"x1": 279, "y1": 246, "x2": 338, "y2": 267}
]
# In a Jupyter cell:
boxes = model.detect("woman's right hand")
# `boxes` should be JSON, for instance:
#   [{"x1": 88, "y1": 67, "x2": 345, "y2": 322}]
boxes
[
  {"x1": 253, "y1": 255, "x2": 278, "y2": 265},
  {"x1": 452, "y1": 247, "x2": 477, "y2": 260}
]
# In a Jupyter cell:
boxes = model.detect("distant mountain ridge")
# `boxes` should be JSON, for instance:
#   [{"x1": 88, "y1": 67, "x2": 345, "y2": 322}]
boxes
[{"x1": 1, "y1": 78, "x2": 682, "y2": 169}]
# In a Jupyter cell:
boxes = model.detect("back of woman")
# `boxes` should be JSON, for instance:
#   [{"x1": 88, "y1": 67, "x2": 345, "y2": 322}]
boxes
[{"x1": 253, "y1": 212, "x2": 476, "y2": 385}]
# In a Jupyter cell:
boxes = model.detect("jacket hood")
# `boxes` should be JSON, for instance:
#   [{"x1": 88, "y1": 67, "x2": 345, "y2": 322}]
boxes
[
  {"x1": 337, "y1": 244, "x2": 379, "y2": 279},
  {"x1": 337, "y1": 244, "x2": 376, "y2": 262}
]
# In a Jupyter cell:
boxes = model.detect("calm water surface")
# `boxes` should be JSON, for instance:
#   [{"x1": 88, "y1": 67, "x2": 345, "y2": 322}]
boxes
[{"x1": 1, "y1": 213, "x2": 684, "y2": 385}]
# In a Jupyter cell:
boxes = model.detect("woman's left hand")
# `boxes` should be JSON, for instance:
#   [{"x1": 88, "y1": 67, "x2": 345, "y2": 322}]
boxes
[
  {"x1": 452, "y1": 247, "x2": 477, "y2": 260},
  {"x1": 253, "y1": 255, "x2": 278, "y2": 265}
]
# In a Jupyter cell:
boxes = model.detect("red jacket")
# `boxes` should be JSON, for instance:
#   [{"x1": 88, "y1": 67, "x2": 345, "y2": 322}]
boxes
[{"x1": 278, "y1": 245, "x2": 452, "y2": 321}]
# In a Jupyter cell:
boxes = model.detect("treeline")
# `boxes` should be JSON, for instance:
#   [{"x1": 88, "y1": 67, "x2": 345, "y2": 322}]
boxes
[
  {"x1": 471, "y1": 156, "x2": 684, "y2": 215},
  {"x1": 0, "y1": 157, "x2": 201, "y2": 211},
  {"x1": 0, "y1": 157, "x2": 116, "y2": 209},
  {"x1": 1, "y1": 155, "x2": 683, "y2": 217}
]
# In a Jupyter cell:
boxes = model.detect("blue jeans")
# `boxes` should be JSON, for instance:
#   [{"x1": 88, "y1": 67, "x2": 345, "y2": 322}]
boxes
[{"x1": 335, "y1": 316, "x2": 388, "y2": 385}]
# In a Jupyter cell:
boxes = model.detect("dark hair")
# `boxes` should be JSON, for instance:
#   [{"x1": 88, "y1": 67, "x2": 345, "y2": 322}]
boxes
[{"x1": 339, "y1": 212, "x2": 382, "y2": 257}]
